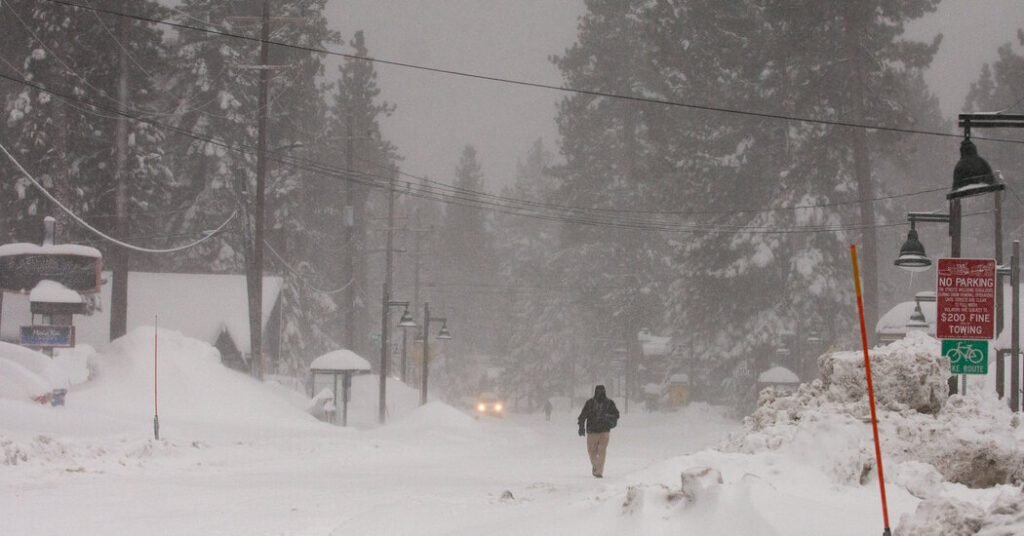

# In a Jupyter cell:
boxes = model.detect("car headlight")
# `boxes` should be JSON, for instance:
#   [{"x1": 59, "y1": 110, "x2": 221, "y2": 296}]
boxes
[
  {"x1": 477, "y1": 403, "x2": 486, "y2": 412},
  {"x1": 494, "y1": 403, "x2": 503, "y2": 412}
]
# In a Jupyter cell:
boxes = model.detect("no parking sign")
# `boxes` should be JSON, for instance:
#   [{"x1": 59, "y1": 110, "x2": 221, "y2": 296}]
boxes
[{"x1": 936, "y1": 258, "x2": 995, "y2": 340}]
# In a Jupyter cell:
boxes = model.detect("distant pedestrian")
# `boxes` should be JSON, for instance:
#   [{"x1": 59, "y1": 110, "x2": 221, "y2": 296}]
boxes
[
  {"x1": 577, "y1": 385, "x2": 619, "y2": 478},
  {"x1": 543, "y1": 399, "x2": 553, "y2": 421}
]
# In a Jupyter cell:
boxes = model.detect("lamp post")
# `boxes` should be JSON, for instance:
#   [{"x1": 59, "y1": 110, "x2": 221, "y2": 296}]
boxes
[
  {"x1": 995, "y1": 247, "x2": 1021, "y2": 411},
  {"x1": 419, "y1": 301, "x2": 452, "y2": 406},
  {"x1": 379, "y1": 284, "x2": 416, "y2": 424},
  {"x1": 895, "y1": 122, "x2": 1013, "y2": 395}
]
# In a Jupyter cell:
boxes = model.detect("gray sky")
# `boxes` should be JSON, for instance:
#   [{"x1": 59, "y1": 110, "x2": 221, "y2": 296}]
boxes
[
  {"x1": 906, "y1": 0, "x2": 1024, "y2": 116},
  {"x1": 324, "y1": 1, "x2": 1023, "y2": 191},
  {"x1": 324, "y1": 0, "x2": 584, "y2": 191}
]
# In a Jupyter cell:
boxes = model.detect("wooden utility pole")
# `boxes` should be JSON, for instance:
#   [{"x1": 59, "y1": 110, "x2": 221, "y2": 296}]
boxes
[
  {"x1": 240, "y1": 0, "x2": 274, "y2": 380},
  {"x1": 110, "y1": 3, "x2": 130, "y2": 341},
  {"x1": 246, "y1": 0, "x2": 272, "y2": 380},
  {"x1": 378, "y1": 174, "x2": 397, "y2": 423},
  {"x1": 343, "y1": 112, "x2": 356, "y2": 350}
]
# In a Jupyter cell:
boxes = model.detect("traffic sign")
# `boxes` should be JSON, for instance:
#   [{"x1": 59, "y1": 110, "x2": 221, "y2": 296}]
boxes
[
  {"x1": 942, "y1": 339, "x2": 988, "y2": 375},
  {"x1": 936, "y1": 258, "x2": 996, "y2": 340}
]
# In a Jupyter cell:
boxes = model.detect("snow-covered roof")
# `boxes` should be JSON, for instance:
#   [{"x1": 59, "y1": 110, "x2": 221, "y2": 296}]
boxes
[
  {"x1": 638, "y1": 329, "x2": 672, "y2": 356},
  {"x1": 310, "y1": 349, "x2": 371, "y2": 372},
  {"x1": 1, "y1": 271, "x2": 282, "y2": 353},
  {"x1": 876, "y1": 300, "x2": 936, "y2": 336},
  {"x1": 0, "y1": 242, "x2": 101, "y2": 258},
  {"x1": 29, "y1": 280, "x2": 83, "y2": 304},
  {"x1": 758, "y1": 366, "x2": 800, "y2": 384},
  {"x1": 669, "y1": 373, "x2": 689, "y2": 384}
]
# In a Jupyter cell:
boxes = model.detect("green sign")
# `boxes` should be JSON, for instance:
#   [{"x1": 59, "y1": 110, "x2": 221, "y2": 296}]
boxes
[{"x1": 942, "y1": 339, "x2": 988, "y2": 375}]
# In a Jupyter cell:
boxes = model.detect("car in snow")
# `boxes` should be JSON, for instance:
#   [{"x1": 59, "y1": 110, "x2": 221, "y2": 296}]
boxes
[{"x1": 474, "y1": 392, "x2": 504, "y2": 418}]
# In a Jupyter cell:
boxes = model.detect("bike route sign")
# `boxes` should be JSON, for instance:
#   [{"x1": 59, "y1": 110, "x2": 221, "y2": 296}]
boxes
[
  {"x1": 936, "y1": 258, "x2": 996, "y2": 340},
  {"x1": 942, "y1": 339, "x2": 988, "y2": 375}
]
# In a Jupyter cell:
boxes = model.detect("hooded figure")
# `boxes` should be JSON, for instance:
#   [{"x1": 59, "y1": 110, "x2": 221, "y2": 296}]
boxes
[{"x1": 577, "y1": 384, "x2": 619, "y2": 478}]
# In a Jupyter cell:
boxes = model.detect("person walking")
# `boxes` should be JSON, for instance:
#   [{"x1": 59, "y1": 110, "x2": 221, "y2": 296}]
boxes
[
  {"x1": 577, "y1": 385, "x2": 619, "y2": 478},
  {"x1": 543, "y1": 399, "x2": 553, "y2": 421}
]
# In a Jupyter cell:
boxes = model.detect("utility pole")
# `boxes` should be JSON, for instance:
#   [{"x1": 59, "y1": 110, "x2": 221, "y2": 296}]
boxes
[
  {"x1": 343, "y1": 111, "x2": 356, "y2": 350},
  {"x1": 247, "y1": 0, "x2": 272, "y2": 380},
  {"x1": 1012, "y1": 241, "x2": 1021, "y2": 412},
  {"x1": 378, "y1": 174, "x2": 397, "y2": 423},
  {"x1": 110, "y1": 3, "x2": 130, "y2": 341}
]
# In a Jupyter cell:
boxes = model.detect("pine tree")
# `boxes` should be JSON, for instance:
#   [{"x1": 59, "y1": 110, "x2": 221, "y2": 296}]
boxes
[
  {"x1": 551, "y1": 0, "x2": 671, "y2": 404},
  {"x1": 163, "y1": 0, "x2": 338, "y2": 374},
  {"x1": 0, "y1": 0, "x2": 170, "y2": 248},
  {"x1": 436, "y1": 145, "x2": 502, "y2": 396},
  {"x1": 963, "y1": 31, "x2": 1024, "y2": 250},
  {"x1": 318, "y1": 30, "x2": 399, "y2": 360},
  {"x1": 494, "y1": 139, "x2": 580, "y2": 407}
]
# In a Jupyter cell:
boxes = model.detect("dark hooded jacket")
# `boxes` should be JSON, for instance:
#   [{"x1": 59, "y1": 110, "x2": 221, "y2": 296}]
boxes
[{"x1": 577, "y1": 385, "x2": 619, "y2": 434}]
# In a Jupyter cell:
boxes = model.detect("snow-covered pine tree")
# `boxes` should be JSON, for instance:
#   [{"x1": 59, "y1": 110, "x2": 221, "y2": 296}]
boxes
[
  {"x1": 0, "y1": 0, "x2": 170, "y2": 250},
  {"x1": 318, "y1": 30, "x2": 399, "y2": 360},
  {"x1": 551, "y1": 0, "x2": 672, "y2": 403}
]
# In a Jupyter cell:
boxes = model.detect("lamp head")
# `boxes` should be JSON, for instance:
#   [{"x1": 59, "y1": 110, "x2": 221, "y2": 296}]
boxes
[
  {"x1": 397, "y1": 308, "x2": 417, "y2": 328},
  {"x1": 436, "y1": 322, "x2": 452, "y2": 340},
  {"x1": 906, "y1": 301, "x2": 928, "y2": 331},
  {"x1": 948, "y1": 137, "x2": 1003, "y2": 200},
  {"x1": 894, "y1": 226, "x2": 932, "y2": 272}
]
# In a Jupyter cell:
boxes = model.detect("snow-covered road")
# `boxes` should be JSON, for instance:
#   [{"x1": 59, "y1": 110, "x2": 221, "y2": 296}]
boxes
[{"x1": 4, "y1": 404, "x2": 737, "y2": 535}]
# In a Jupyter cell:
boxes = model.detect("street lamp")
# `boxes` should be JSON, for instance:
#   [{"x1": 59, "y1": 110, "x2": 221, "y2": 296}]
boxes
[
  {"x1": 420, "y1": 301, "x2": 453, "y2": 406},
  {"x1": 895, "y1": 126, "x2": 1010, "y2": 396},
  {"x1": 379, "y1": 284, "x2": 416, "y2": 424},
  {"x1": 894, "y1": 223, "x2": 932, "y2": 271},
  {"x1": 894, "y1": 212, "x2": 953, "y2": 272},
  {"x1": 905, "y1": 300, "x2": 928, "y2": 332}
]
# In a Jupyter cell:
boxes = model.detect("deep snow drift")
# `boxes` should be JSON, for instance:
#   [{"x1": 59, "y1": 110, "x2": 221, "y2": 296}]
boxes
[{"x1": 3, "y1": 328, "x2": 1023, "y2": 535}]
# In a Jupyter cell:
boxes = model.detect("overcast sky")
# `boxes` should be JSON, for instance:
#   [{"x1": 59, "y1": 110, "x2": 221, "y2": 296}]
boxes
[{"x1": 323, "y1": 1, "x2": 1023, "y2": 192}]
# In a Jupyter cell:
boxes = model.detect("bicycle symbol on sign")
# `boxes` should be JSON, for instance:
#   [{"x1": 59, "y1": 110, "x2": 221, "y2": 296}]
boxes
[{"x1": 944, "y1": 341, "x2": 985, "y2": 365}]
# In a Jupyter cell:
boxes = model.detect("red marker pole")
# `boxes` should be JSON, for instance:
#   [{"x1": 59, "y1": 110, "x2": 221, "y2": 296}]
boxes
[
  {"x1": 851, "y1": 245, "x2": 891, "y2": 536},
  {"x1": 154, "y1": 316, "x2": 160, "y2": 440}
]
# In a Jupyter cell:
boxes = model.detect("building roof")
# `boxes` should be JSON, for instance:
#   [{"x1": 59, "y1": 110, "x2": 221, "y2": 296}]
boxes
[
  {"x1": 758, "y1": 366, "x2": 800, "y2": 384},
  {"x1": 638, "y1": 329, "x2": 672, "y2": 356},
  {"x1": 876, "y1": 300, "x2": 936, "y2": 337},
  {"x1": 1, "y1": 272, "x2": 282, "y2": 353},
  {"x1": 310, "y1": 349, "x2": 371, "y2": 372}
]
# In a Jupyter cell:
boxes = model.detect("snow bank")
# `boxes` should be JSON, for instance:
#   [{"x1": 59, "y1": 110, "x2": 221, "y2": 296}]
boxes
[
  {"x1": 0, "y1": 341, "x2": 93, "y2": 396},
  {"x1": 897, "y1": 486, "x2": 1024, "y2": 535},
  {"x1": 723, "y1": 331, "x2": 1024, "y2": 535},
  {"x1": 818, "y1": 332, "x2": 947, "y2": 414},
  {"x1": 0, "y1": 355, "x2": 51, "y2": 400},
  {"x1": 1, "y1": 327, "x2": 321, "y2": 443},
  {"x1": 389, "y1": 401, "x2": 475, "y2": 431}
]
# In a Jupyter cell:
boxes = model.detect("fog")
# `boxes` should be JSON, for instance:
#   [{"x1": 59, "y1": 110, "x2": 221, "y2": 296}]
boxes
[{"x1": 1, "y1": 0, "x2": 1023, "y2": 423}]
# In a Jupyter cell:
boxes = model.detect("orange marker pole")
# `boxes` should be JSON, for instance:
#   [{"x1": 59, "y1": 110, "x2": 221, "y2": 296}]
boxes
[{"x1": 850, "y1": 245, "x2": 891, "y2": 535}]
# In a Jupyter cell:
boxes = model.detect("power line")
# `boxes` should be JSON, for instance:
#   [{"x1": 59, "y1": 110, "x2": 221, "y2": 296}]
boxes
[
  {"x1": 40, "y1": 0, "x2": 1024, "y2": 146},
  {"x1": 365, "y1": 156, "x2": 948, "y2": 217},
  {"x1": 0, "y1": 140, "x2": 237, "y2": 253},
  {"x1": 0, "y1": 70, "x2": 942, "y2": 235},
  {"x1": 263, "y1": 239, "x2": 353, "y2": 295}
]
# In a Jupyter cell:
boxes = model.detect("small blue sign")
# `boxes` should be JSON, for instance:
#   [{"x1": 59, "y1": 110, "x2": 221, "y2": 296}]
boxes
[{"x1": 20, "y1": 325, "x2": 75, "y2": 348}]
